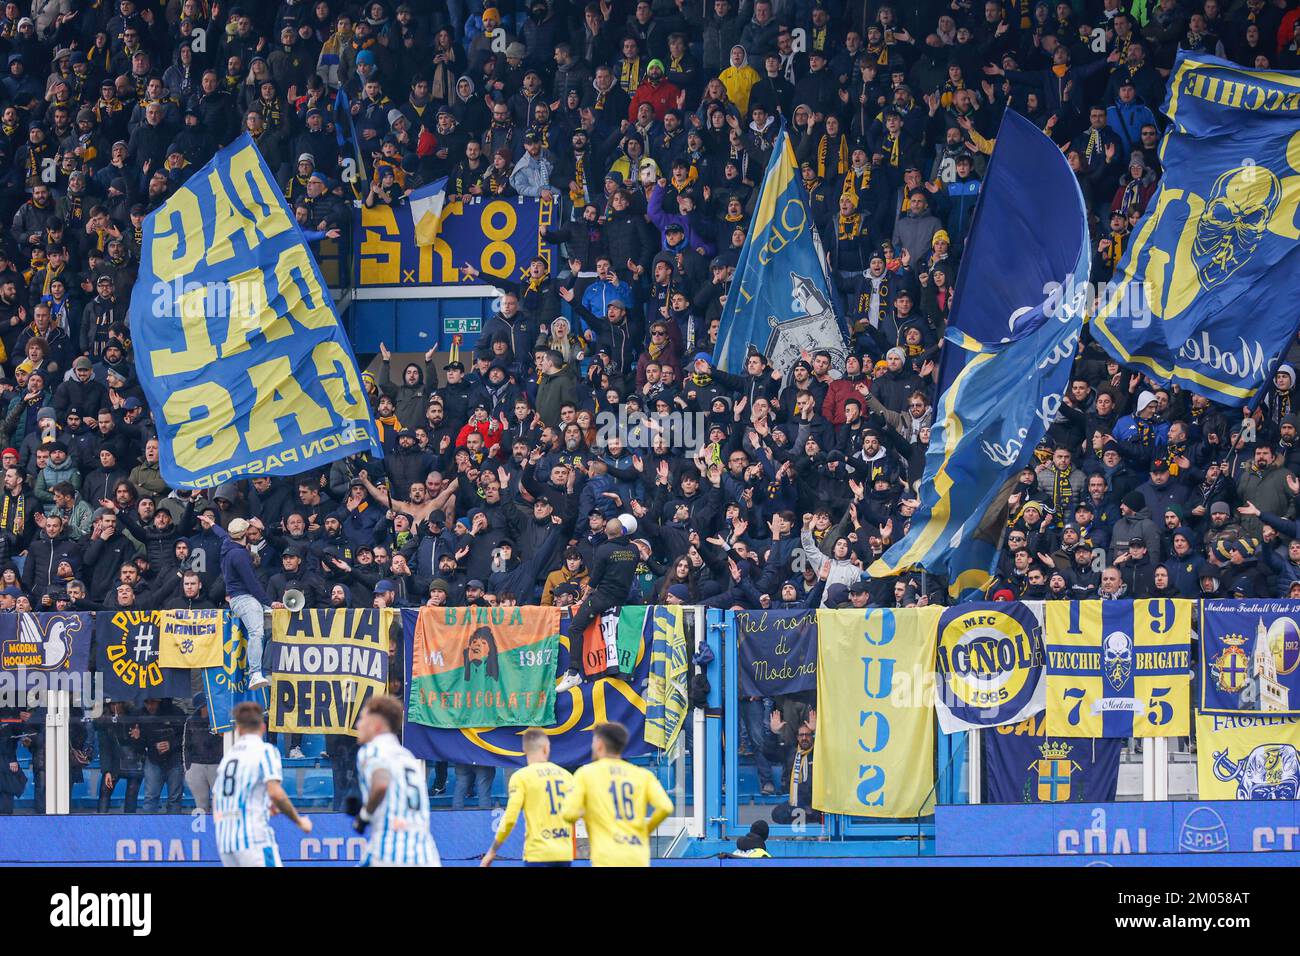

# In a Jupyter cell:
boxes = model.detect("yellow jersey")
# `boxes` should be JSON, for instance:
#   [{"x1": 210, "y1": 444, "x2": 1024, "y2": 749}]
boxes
[
  {"x1": 494, "y1": 761, "x2": 576, "y2": 863},
  {"x1": 561, "y1": 758, "x2": 674, "y2": 867}
]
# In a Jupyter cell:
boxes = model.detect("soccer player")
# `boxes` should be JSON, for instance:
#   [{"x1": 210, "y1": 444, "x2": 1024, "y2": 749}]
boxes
[
  {"x1": 350, "y1": 695, "x2": 441, "y2": 867},
  {"x1": 561, "y1": 722, "x2": 674, "y2": 867},
  {"x1": 481, "y1": 728, "x2": 575, "y2": 867},
  {"x1": 212, "y1": 702, "x2": 313, "y2": 867}
]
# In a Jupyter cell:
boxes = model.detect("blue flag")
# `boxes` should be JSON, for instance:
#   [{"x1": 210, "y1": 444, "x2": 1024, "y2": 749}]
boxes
[
  {"x1": 1092, "y1": 53, "x2": 1300, "y2": 405},
  {"x1": 983, "y1": 713, "x2": 1122, "y2": 804},
  {"x1": 127, "y1": 134, "x2": 382, "y2": 489},
  {"x1": 711, "y1": 125, "x2": 847, "y2": 375},
  {"x1": 868, "y1": 110, "x2": 1090, "y2": 596}
]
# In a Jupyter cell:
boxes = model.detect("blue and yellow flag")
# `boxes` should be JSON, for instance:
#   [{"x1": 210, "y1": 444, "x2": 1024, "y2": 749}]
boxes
[
  {"x1": 711, "y1": 124, "x2": 847, "y2": 375},
  {"x1": 813, "y1": 607, "x2": 941, "y2": 817},
  {"x1": 868, "y1": 110, "x2": 1090, "y2": 597},
  {"x1": 128, "y1": 134, "x2": 382, "y2": 489},
  {"x1": 645, "y1": 605, "x2": 689, "y2": 751},
  {"x1": 1195, "y1": 713, "x2": 1300, "y2": 800},
  {"x1": 1044, "y1": 600, "x2": 1194, "y2": 738},
  {"x1": 1092, "y1": 53, "x2": 1300, "y2": 405},
  {"x1": 157, "y1": 609, "x2": 224, "y2": 668}
]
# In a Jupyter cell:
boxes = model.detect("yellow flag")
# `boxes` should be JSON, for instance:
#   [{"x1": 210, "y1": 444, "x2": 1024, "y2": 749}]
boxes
[
  {"x1": 1044, "y1": 600, "x2": 1193, "y2": 738},
  {"x1": 157, "y1": 609, "x2": 225, "y2": 669},
  {"x1": 1195, "y1": 712, "x2": 1300, "y2": 801},
  {"x1": 813, "y1": 607, "x2": 941, "y2": 817}
]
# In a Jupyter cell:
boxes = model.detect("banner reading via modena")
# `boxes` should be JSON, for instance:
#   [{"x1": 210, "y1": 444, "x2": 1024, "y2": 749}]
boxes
[
  {"x1": 269, "y1": 608, "x2": 393, "y2": 736},
  {"x1": 354, "y1": 195, "x2": 557, "y2": 287},
  {"x1": 128, "y1": 133, "x2": 382, "y2": 489}
]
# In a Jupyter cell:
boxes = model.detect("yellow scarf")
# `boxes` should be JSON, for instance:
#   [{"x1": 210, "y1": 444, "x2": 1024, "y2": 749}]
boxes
[{"x1": 817, "y1": 134, "x2": 848, "y2": 179}]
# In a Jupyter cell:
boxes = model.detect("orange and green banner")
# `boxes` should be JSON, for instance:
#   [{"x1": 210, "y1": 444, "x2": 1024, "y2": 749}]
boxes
[{"x1": 407, "y1": 606, "x2": 562, "y2": 729}]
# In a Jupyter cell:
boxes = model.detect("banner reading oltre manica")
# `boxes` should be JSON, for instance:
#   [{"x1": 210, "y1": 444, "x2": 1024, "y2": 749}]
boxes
[
  {"x1": 269, "y1": 608, "x2": 393, "y2": 736},
  {"x1": 127, "y1": 133, "x2": 381, "y2": 489},
  {"x1": 405, "y1": 605, "x2": 562, "y2": 729},
  {"x1": 813, "y1": 607, "x2": 941, "y2": 818}
]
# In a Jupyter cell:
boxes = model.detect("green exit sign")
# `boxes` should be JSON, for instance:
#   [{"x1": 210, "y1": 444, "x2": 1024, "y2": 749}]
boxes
[{"x1": 443, "y1": 318, "x2": 482, "y2": 334}]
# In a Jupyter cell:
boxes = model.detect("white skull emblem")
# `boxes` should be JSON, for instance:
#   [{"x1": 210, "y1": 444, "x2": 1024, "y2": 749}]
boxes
[{"x1": 1103, "y1": 631, "x2": 1132, "y2": 690}]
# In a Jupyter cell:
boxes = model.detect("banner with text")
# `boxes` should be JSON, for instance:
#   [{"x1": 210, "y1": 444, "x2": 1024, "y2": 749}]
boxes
[
  {"x1": 405, "y1": 605, "x2": 561, "y2": 729},
  {"x1": 128, "y1": 133, "x2": 381, "y2": 488},
  {"x1": 581, "y1": 606, "x2": 645, "y2": 680},
  {"x1": 982, "y1": 712, "x2": 1123, "y2": 804},
  {"x1": 935, "y1": 601, "x2": 1046, "y2": 733},
  {"x1": 735, "y1": 608, "x2": 817, "y2": 698},
  {"x1": 402, "y1": 610, "x2": 650, "y2": 768},
  {"x1": 646, "y1": 605, "x2": 689, "y2": 751},
  {"x1": 1200, "y1": 600, "x2": 1300, "y2": 716},
  {"x1": 268, "y1": 608, "x2": 393, "y2": 736},
  {"x1": 93, "y1": 611, "x2": 191, "y2": 705},
  {"x1": 0, "y1": 613, "x2": 95, "y2": 705},
  {"x1": 201, "y1": 615, "x2": 267, "y2": 733},
  {"x1": 813, "y1": 607, "x2": 942, "y2": 817},
  {"x1": 157, "y1": 609, "x2": 225, "y2": 669},
  {"x1": 355, "y1": 195, "x2": 557, "y2": 287},
  {"x1": 1195, "y1": 712, "x2": 1300, "y2": 801}
]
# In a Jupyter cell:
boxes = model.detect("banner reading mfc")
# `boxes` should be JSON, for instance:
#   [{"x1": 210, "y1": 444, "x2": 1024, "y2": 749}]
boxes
[{"x1": 128, "y1": 133, "x2": 382, "y2": 488}]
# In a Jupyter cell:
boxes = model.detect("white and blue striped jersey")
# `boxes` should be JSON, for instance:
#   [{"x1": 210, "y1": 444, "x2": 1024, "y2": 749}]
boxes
[
  {"x1": 358, "y1": 733, "x2": 440, "y2": 867},
  {"x1": 213, "y1": 735, "x2": 283, "y2": 854}
]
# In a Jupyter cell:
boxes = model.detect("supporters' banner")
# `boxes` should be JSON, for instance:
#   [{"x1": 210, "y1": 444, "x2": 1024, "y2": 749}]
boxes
[
  {"x1": 0, "y1": 612, "x2": 92, "y2": 673},
  {"x1": 982, "y1": 712, "x2": 1123, "y2": 803},
  {"x1": 128, "y1": 133, "x2": 382, "y2": 489},
  {"x1": 1092, "y1": 53, "x2": 1300, "y2": 406},
  {"x1": 93, "y1": 611, "x2": 191, "y2": 705},
  {"x1": 869, "y1": 110, "x2": 1090, "y2": 599},
  {"x1": 645, "y1": 605, "x2": 689, "y2": 751},
  {"x1": 406, "y1": 605, "x2": 561, "y2": 729},
  {"x1": 813, "y1": 607, "x2": 942, "y2": 817},
  {"x1": 268, "y1": 609, "x2": 393, "y2": 736},
  {"x1": 1044, "y1": 600, "x2": 1194, "y2": 738},
  {"x1": 935, "y1": 601, "x2": 1046, "y2": 733},
  {"x1": 581, "y1": 606, "x2": 645, "y2": 679},
  {"x1": 1196, "y1": 713, "x2": 1300, "y2": 800},
  {"x1": 736, "y1": 608, "x2": 818, "y2": 698},
  {"x1": 355, "y1": 195, "x2": 557, "y2": 287},
  {"x1": 402, "y1": 610, "x2": 651, "y2": 768},
  {"x1": 712, "y1": 124, "x2": 847, "y2": 376},
  {"x1": 157, "y1": 609, "x2": 224, "y2": 668},
  {"x1": 201, "y1": 616, "x2": 267, "y2": 734},
  {"x1": 1200, "y1": 600, "x2": 1300, "y2": 715}
]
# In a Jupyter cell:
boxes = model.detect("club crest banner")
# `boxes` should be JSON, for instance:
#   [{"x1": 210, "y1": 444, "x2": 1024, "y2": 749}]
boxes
[
  {"x1": 982, "y1": 712, "x2": 1122, "y2": 804},
  {"x1": 735, "y1": 608, "x2": 818, "y2": 698},
  {"x1": 1200, "y1": 600, "x2": 1300, "y2": 715},
  {"x1": 1195, "y1": 712, "x2": 1300, "y2": 800},
  {"x1": 402, "y1": 610, "x2": 651, "y2": 769},
  {"x1": 1044, "y1": 600, "x2": 1193, "y2": 738},
  {"x1": 405, "y1": 605, "x2": 562, "y2": 729},
  {"x1": 268, "y1": 608, "x2": 393, "y2": 736},
  {"x1": 813, "y1": 607, "x2": 941, "y2": 817},
  {"x1": 935, "y1": 601, "x2": 1046, "y2": 733}
]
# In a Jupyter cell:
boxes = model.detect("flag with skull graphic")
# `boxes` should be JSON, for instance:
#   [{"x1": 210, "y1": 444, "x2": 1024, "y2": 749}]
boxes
[{"x1": 1044, "y1": 600, "x2": 1194, "y2": 738}]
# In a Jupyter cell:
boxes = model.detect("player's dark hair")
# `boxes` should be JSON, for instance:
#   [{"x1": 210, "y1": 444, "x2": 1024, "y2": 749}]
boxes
[
  {"x1": 232, "y1": 701, "x2": 264, "y2": 732},
  {"x1": 364, "y1": 694, "x2": 404, "y2": 733},
  {"x1": 593, "y1": 721, "x2": 629, "y2": 756}
]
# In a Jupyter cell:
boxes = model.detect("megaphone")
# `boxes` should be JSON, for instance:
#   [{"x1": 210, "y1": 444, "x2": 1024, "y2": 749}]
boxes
[{"x1": 283, "y1": 589, "x2": 306, "y2": 612}]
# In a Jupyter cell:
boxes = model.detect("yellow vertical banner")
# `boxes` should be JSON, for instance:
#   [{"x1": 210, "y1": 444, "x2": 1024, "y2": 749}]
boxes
[{"x1": 813, "y1": 607, "x2": 942, "y2": 817}]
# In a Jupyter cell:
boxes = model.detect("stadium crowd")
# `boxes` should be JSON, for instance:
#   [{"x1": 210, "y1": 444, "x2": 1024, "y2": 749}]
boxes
[{"x1": 2, "y1": 0, "x2": 1300, "y2": 816}]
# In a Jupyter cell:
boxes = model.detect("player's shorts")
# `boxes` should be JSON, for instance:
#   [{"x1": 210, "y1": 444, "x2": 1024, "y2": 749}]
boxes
[{"x1": 220, "y1": 844, "x2": 283, "y2": 868}]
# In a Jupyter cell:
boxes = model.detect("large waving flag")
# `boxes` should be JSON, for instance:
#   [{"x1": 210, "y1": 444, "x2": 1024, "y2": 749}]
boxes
[
  {"x1": 128, "y1": 134, "x2": 382, "y2": 489},
  {"x1": 711, "y1": 124, "x2": 847, "y2": 375},
  {"x1": 868, "y1": 110, "x2": 1090, "y2": 597},
  {"x1": 1092, "y1": 53, "x2": 1300, "y2": 405},
  {"x1": 408, "y1": 177, "x2": 448, "y2": 246}
]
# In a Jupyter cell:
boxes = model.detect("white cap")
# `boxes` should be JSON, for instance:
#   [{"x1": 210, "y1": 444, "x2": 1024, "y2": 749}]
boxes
[
  {"x1": 618, "y1": 514, "x2": 638, "y2": 535},
  {"x1": 1135, "y1": 390, "x2": 1156, "y2": 414}
]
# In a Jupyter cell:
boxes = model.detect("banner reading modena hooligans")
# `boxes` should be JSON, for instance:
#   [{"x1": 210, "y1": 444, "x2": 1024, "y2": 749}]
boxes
[
  {"x1": 128, "y1": 133, "x2": 382, "y2": 489},
  {"x1": 1045, "y1": 600, "x2": 1193, "y2": 738},
  {"x1": 406, "y1": 605, "x2": 561, "y2": 729},
  {"x1": 269, "y1": 609, "x2": 393, "y2": 736},
  {"x1": 1200, "y1": 600, "x2": 1300, "y2": 715},
  {"x1": 1196, "y1": 712, "x2": 1300, "y2": 800},
  {"x1": 814, "y1": 607, "x2": 941, "y2": 817},
  {"x1": 1092, "y1": 52, "x2": 1300, "y2": 405},
  {"x1": 935, "y1": 601, "x2": 1046, "y2": 733}
]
